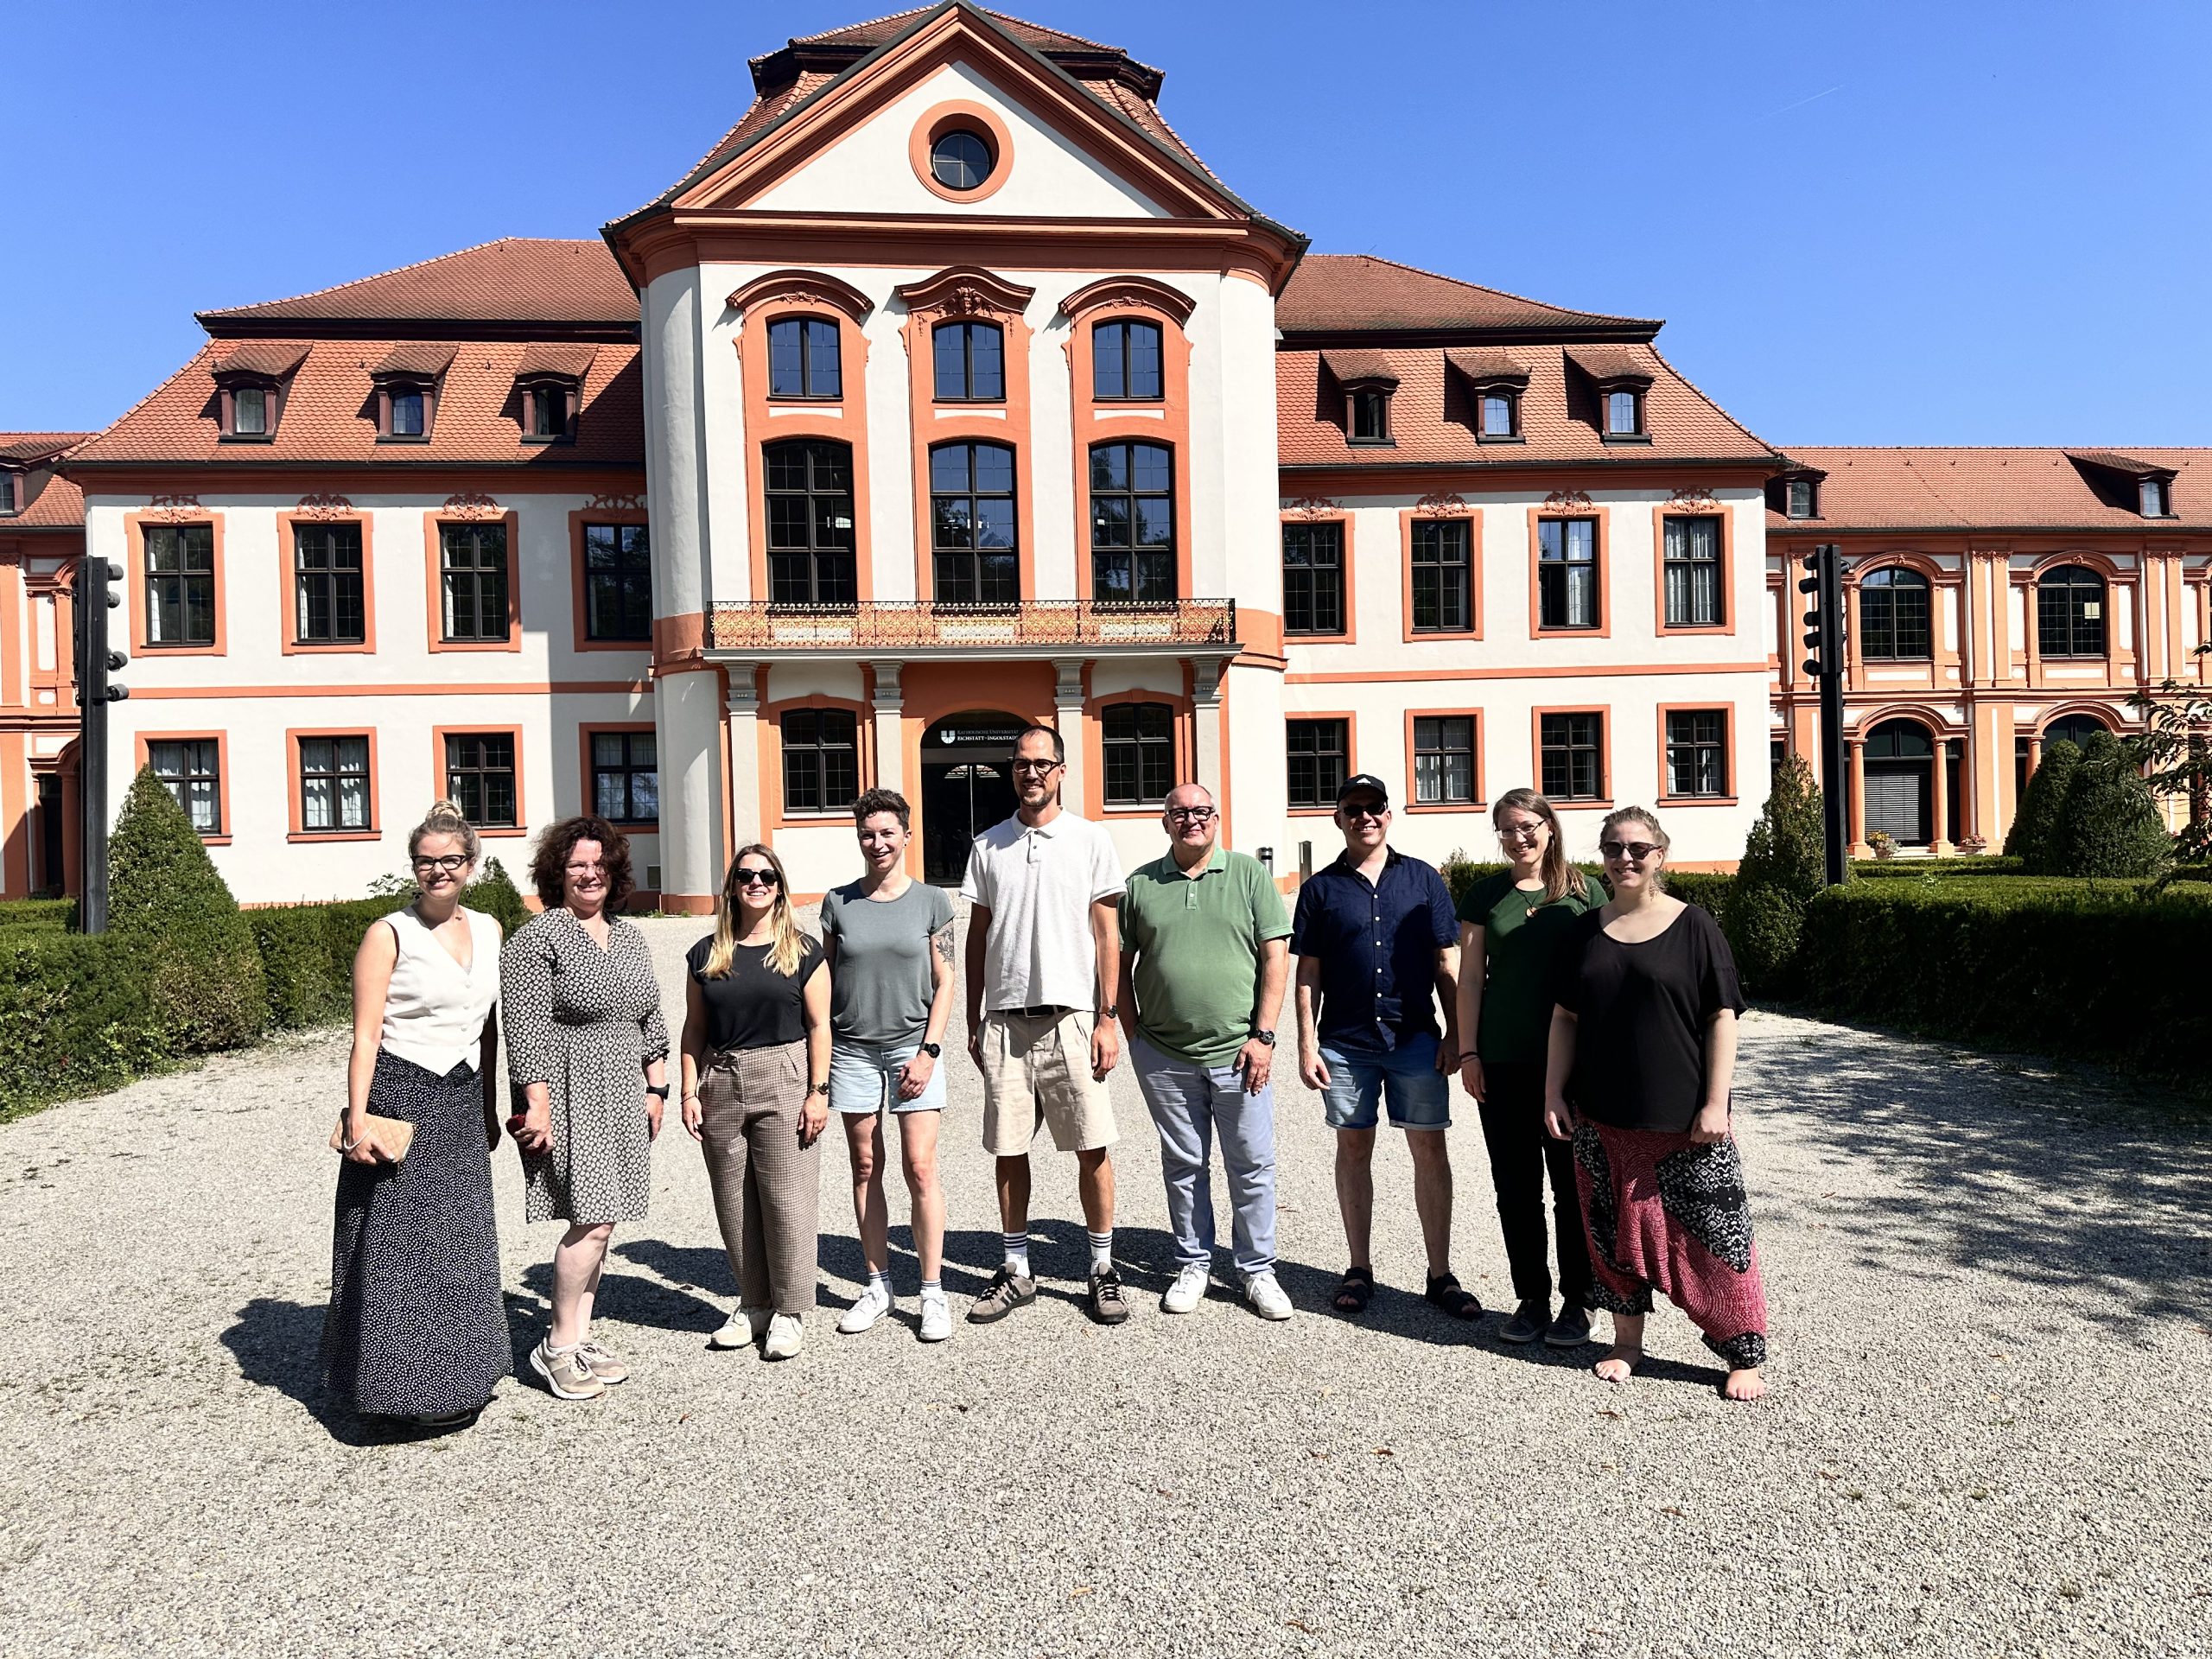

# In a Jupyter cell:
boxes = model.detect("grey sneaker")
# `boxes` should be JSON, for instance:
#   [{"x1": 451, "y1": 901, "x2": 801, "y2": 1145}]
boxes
[
  {"x1": 1544, "y1": 1305, "x2": 1595, "y2": 1348},
  {"x1": 966, "y1": 1266, "x2": 1037, "y2": 1324},
  {"x1": 1089, "y1": 1265, "x2": 1130, "y2": 1325},
  {"x1": 529, "y1": 1338, "x2": 607, "y2": 1402},
  {"x1": 575, "y1": 1339, "x2": 630, "y2": 1384},
  {"x1": 1499, "y1": 1300, "x2": 1548, "y2": 1345}
]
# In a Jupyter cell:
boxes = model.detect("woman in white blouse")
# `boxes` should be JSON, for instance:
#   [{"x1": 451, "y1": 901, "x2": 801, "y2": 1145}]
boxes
[{"x1": 322, "y1": 801, "x2": 510, "y2": 1428}]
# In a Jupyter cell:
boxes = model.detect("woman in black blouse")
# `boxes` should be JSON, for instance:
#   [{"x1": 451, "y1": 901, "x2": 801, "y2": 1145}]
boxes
[
  {"x1": 681, "y1": 844, "x2": 831, "y2": 1362},
  {"x1": 1544, "y1": 807, "x2": 1770, "y2": 1402}
]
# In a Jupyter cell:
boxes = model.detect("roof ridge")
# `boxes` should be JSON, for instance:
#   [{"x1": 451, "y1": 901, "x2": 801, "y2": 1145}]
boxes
[
  {"x1": 1318, "y1": 252, "x2": 1657, "y2": 327},
  {"x1": 199, "y1": 237, "x2": 603, "y2": 320},
  {"x1": 1787, "y1": 442, "x2": 2209, "y2": 453}
]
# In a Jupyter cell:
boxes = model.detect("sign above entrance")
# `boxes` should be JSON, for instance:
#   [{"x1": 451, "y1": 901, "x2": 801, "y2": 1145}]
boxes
[{"x1": 936, "y1": 722, "x2": 1022, "y2": 747}]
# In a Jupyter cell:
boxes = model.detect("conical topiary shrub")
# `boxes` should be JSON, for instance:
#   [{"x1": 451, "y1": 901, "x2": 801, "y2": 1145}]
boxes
[
  {"x1": 1722, "y1": 752, "x2": 1829, "y2": 994},
  {"x1": 107, "y1": 765, "x2": 267, "y2": 1052},
  {"x1": 2006, "y1": 737, "x2": 2082, "y2": 874},
  {"x1": 2056, "y1": 729, "x2": 2172, "y2": 879}
]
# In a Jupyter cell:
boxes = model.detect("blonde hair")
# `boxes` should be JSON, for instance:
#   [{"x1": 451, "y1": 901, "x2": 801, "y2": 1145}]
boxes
[
  {"x1": 703, "y1": 843, "x2": 805, "y2": 978},
  {"x1": 408, "y1": 799, "x2": 480, "y2": 866},
  {"x1": 1492, "y1": 787, "x2": 1573, "y2": 904},
  {"x1": 1599, "y1": 806, "x2": 1670, "y2": 893}
]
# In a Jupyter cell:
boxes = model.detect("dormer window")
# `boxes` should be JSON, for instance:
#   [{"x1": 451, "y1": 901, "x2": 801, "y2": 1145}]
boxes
[
  {"x1": 0, "y1": 474, "x2": 15, "y2": 515},
  {"x1": 2142, "y1": 476, "x2": 2172, "y2": 518},
  {"x1": 1787, "y1": 478, "x2": 1817, "y2": 519},
  {"x1": 1605, "y1": 388, "x2": 1643, "y2": 438},
  {"x1": 521, "y1": 379, "x2": 577, "y2": 443},
  {"x1": 233, "y1": 386, "x2": 268, "y2": 437},
  {"x1": 210, "y1": 340, "x2": 305, "y2": 442},
  {"x1": 1351, "y1": 387, "x2": 1390, "y2": 443},
  {"x1": 1479, "y1": 391, "x2": 1518, "y2": 440},
  {"x1": 390, "y1": 385, "x2": 427, "y2": 439},
  {"x1": 369, "y1": 343, "x2": 455, "y2": 444},
  {"x1": 1567, "y1": 348, "x2": 1654, "y2": 443}
]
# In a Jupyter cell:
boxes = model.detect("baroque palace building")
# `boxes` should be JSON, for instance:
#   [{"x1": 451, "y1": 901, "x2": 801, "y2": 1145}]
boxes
[{"x1": 5, "y1": 3, "x2": 2201, "y2": 905}]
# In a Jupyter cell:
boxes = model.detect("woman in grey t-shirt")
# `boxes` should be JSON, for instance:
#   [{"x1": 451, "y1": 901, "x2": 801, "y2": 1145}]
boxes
[{"x1": 820, "y1": 789, "x2": 957, "y2": 1343}]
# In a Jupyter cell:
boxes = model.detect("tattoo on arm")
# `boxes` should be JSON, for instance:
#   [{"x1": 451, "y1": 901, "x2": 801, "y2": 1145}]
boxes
[{"x1": 933, "y1": 923, "x2": 956, "y2": 966}]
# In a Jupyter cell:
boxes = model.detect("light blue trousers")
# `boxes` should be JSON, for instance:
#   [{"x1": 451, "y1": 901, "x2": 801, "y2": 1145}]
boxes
[{"x1": 1129, "y1": 1035, "x2": 1278, "y2": 1278}]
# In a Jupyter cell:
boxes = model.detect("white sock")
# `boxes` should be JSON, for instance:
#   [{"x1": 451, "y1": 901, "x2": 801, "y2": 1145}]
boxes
[
  {"x1": 868, "y1": 1269, "x2": 893, "y2": 1299},
  {"x1": 1002, "y1": 1232, "x2": 1031, "y2": 1276},
  {"x1": 1088, "y1": 1230, "x2": 1114, "y2": 1271},
  {"x1": 920, "y1": 1278, "x2": 944, "y2": 1299}
]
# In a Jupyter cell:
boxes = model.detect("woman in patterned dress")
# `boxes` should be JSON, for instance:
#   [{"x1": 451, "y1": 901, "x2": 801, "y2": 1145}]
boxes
[
  {"x1": 1544, "y1": 806, "x2": 1770, "y2": 1402},
  {"x1": 324, "y1": 801, "x2": 509, "y2": 1427},
  {"x1": 502, "y1": 815, "x2": 671, "y2": 1402}
]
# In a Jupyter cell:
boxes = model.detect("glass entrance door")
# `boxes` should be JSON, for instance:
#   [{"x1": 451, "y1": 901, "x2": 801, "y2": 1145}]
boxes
[{"x1": 919, "y1": 711, "x2": 1023, "y2": 883}]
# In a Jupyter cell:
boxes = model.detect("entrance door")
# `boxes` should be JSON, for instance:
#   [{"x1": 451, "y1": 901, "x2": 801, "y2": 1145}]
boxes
[
  {"x1": 1863, "y1": 718, "x2": 1934, "y2": 846},
  {"x1": 919, "y1": 711, "x2": 1023, "y2": 883},
  {"x1": 36, "y1": 775, "x2": 63, "y2": 894}
]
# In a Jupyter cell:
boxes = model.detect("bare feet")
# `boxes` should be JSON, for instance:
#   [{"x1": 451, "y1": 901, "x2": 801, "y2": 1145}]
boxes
[
  {"x1": 1723, "y1": 1366, "x2": 1767, "y2": 1402},
  {"x1": 1593, "y1": 1344, "x2": 1642, "y2": 1383}
]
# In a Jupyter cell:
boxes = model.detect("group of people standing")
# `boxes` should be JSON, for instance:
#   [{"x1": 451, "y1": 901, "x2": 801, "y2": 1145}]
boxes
[{"x1": 321, "y1": 724, "x2": 1770, "y2": 1429}]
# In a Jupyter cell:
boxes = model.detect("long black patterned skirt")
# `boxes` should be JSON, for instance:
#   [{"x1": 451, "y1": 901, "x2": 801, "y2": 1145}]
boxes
[{"x1": 323, "y1": 1051, "x2": 509, "y2": 1417}]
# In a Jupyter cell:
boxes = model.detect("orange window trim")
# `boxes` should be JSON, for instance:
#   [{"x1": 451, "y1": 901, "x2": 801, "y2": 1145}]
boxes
[
  {"x1": 276, "y1": 512, "x2": 378, "y2": 658},
  {"x1": 579, "y1": 720, "x2": 660, "y2": 832},
  {"x1": 1278, "y1": 510, "x2": 1357, "y2": 646},
  {"x1": 285, "y1": 726, "x2": 383, "y2": 842},
  {"x1": 133, "y1": 728, "x2": 233, "y2": 844},
  {"x1": 430, "y1": 723, "x2": 529, "y2": 837},
  {"x1": 1402, "y1": 706, "x2": 1485, "y2": 814},
  {"x1": 1529, "y1": 704, "x2": 1615, "y2": 810},
  {"x1": 907, "y1": 99, "x2": 1016, "y2": 204},
  {"x1": 569, "y1": 506, "x2": 654, "y2": 656},
  {"x1": 760, "y1": 690, "x2": 874, "y2": 834},
  {"x1": 423, "y1": 511, "x2": 521, "y2": 654},
  {"x1": 1651, "y1": 504, "x2": 1738, "y2": 638},
  {"x1": 125, "y1": 511, "x2": 227, "y2": 658},
  {"x1": 1654, "y1": 702, "x2": 1738, "y2": 807},
  {"x1": 1070, "y1": 301, "x2": 1192, "y2": 604},
  {"x1": 1083, "y1": 685, "x2": 1195, "y2": 818},
  {"x1": 734, "y1": 289, "x2": 873, "y2": 606},
  {"x1": 1399, "y1": 508, "x2": 1482, "y2": 644},
  {"x1": 1527, "y1": 507, "x2": 1612, "y2": 640},
  {"x1": 1286, "y1": 707, "x2": 1359, "y2": 817}
]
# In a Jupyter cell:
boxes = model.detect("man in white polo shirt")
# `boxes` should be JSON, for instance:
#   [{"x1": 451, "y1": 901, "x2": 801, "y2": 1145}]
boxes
[{"x1": 961, "y1": 722, "x2": 1128, "y2": 1325}]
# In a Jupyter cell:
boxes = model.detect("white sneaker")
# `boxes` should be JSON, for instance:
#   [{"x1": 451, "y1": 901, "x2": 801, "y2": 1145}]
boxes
[
  {"x1": 1243, "y1": 1270, "x2": 1294, "y2": 1321},
  {"x1": 763, "y1": 1313, "x2": 804, "y2": 1360},
  {"x1": 918, "y1": 1290, "x2": 952, "y2": 1344},
  {"x1": 709, "y1": 1306, "x2": 769, "y2": 1351},
  {"x1": 1162, "y1": 1263, "x2": 1211, "y2": 1315},
  {"x1": 838, "y1": 1282, "x2": 893, "y2": 1335}
]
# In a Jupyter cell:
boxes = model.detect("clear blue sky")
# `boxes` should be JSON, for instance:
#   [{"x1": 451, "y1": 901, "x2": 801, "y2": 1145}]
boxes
[{"x1": 8, "y1": 1, "x2": 2209, "y2": 446}]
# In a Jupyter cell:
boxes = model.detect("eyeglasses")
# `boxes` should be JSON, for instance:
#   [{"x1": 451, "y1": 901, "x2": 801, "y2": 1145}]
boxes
[
  {"x1": 564, "y1": 861, "x2": 607, "y2": 877},
  {"x1": 1011, "y1": 759, "x2": 1063, "y2": 775},
  {"x1": 1498, "y1": 823, "x2": 1545, "y2": 843},
  {"x1": 1340, "y1": 803, "x2": 1389, "y2": 822},
  {"x1": 1166, "y1": 806, "x2": 1216, "y2": 824},
  {"x1": 1599, "y1": 840, "x2": 1662, "y2": 863},
  {"x1": 412, "y1": 855, "x2": 469, "y2": 874},
  {"x1": 734, "y1": 868, "x2": 781, "y2": 888}
]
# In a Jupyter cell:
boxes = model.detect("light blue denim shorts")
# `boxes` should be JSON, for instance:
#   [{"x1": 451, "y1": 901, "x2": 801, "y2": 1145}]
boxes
[
  {"x1": 829, "y1": 1038, "x2": 947, "y2": 1116},
  {"x1": 1318, "y1": 1033, "x2": 1451, "y2": 1131}
]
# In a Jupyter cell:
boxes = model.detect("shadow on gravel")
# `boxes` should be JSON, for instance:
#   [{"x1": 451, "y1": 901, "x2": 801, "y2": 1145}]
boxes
[
  {"x1": 518, "y1": 1252, "x2": 725, "y2": 1336},
  {"x1": 1738, "y1": 1017, "x2": 2212, "y2": 1321},
  {"x1": 219, "y1": 1297, "x2": 480, "y2": 1446}
]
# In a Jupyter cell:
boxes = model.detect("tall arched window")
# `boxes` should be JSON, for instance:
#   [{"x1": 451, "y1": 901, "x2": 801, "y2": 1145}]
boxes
[
  {"x1": 1089, "y1": 442, "x2": 1174, "y2": 605},
  {"x1": 762, "y1": 439, "x2": 856, "y2": 607},
  {"x1": 1093, "y1": 320, "x2": 1163, "y2": 400},
  {"x1": 1859, "y1": 566, "x2": 1930, "y2": 661},
  {"x1": 1863, "y1": 717, "x2": 1936, "y2": 846},
  {"x1": 2037, "y1": 565, "x2": 2107, "y2": 658},
  {"x1": 2043, "y1": 713, "x2": 2107, "y2": 748},
  {"x1": 931, "y1": 321, "x2": 1003, "y2": 401},
  {"x1": 930, "y1": 442, "x2": 1017, "y2": 607}
]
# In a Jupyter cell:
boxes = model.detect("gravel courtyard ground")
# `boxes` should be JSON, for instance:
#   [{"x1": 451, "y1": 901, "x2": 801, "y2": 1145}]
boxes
[{"x1": 3, "y1": 911, "x2": 2208, "y2": 1659}]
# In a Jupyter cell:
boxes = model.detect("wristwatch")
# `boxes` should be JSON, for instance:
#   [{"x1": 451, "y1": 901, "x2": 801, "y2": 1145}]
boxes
[
  {"x1": 810, "y1": 1080, "x2": 832, "y2": 1098},
  {"x1": 1249, "y1": 1028, "x2": 1277, "y2": 1047},
  {"x1": 645, "y1": 1083, "x2": 671, "y2": 1100},
  {"x1": 1100, "y1": 1002, "x2": 1119, "y2": 1020},
  {"x1": 918, "y1": 1041, "x2": 943, "y2": 1058}
]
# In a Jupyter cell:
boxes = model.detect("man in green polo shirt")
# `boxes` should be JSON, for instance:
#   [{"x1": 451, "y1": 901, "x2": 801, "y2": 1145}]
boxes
[{"x1": 1116, "y1": 782, "x2": 1294, "y2": 1320}]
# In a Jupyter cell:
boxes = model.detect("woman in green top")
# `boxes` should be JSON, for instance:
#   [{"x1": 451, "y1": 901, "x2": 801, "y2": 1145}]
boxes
[{"x1": 1455, "y1": 788, "x2": 1608, "y2": 1348}]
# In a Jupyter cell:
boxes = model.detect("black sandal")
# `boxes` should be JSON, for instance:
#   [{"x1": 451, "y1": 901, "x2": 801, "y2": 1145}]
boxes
[
  {"x1": 1424, "y1": 1273, "x2": 1484, "y2": 1321},
  {"x1": 1332, "y1": 1265, "x2": 1376, "y2": 1316}
]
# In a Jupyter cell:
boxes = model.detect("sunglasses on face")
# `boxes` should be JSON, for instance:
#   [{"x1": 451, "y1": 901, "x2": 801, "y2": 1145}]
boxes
[
  {"x1": 1599, "y1": 840, "x2": 1662, "y2": 863},
  {"x1": 412, "y1": 855, "x2": 469, "y2": 874},
  {"x1": 735, "y1": 868, "x2": 781, "y2": 888},
  {"x1": 1166, "y1": 806, "x2": 1216, "y2": 824},
  {"x1": 1340, "y1": 803, "x2": 1389, "y2": 822}
]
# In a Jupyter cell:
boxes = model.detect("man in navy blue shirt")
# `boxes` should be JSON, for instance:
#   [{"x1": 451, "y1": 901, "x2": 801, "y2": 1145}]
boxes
[{"x1": 1291, "y1": 773, "x2": 1478, "y2": 1323}]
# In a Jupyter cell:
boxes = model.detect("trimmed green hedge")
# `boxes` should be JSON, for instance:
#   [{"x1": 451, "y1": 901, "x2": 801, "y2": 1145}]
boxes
[
  {"x1": 0, "y1": 898, "x2": 77, "y2": 934},
  {"x1": 1799, "y1": 877, "x2": 2212, "y2": 1080},
  {"x1": 0, "y1": 933, "x2": 162, "y2": 1120},
  {"x1": 1850, "y1": 856, "x2": 2025, "y2": 878}
]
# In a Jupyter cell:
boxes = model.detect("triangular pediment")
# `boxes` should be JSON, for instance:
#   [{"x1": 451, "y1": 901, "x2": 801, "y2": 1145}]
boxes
[{"x1": 667, "y1": 3, "x2": 1247, "y2": 222}]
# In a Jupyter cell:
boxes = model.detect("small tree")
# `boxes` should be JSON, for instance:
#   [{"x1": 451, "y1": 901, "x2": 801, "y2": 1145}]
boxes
[
  {"x1": 2008, "y1": 736, "x2": 2082, "y2": 874},
  {"x1": 2056, "y1": 728, "x2": 2172, "y2": 879},
  {"x1": 108, "y1": 766, "x2": 266, "y2": 1051},
  {"x1": 2126, "y1": 671, "x2": 2212, "y2": 862},
  {"x1": 1721, "y1": 753, "x2": 1828, "y2": 994}
]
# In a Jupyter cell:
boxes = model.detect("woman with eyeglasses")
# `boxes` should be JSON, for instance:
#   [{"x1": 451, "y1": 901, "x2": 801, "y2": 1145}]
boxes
[
  {"x1": 681, "y1": 844, "x2": 832, "y2": 1361},
  {"x1": 1544, "y1": 806, "x2": 1769, "y2": 1402},
  {"x1": 502, "y1": 815, "x2": 670, "y2": 1403},
  {"x1": 324, "y1": 801, "x2": 510, "y2": 1427},
  {"x1": 1454, "y1": 788, "x2": 1608, "y2": 1350}
]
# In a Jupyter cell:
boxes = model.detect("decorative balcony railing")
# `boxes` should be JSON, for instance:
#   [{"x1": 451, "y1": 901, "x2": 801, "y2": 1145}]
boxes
[{"x1": 709, "y1": 598, "x2": 1237, "y2": 653}]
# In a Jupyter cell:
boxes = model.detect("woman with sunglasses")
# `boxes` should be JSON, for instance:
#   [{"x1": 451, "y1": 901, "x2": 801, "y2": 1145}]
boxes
[
  {"x1": 1544, "y1": 807, "x2": 1769, "y2": 1402},
  {"x1": 1454, "y1": 788, "x2": 1608, "y2": 1349},
  {"x1": 682, "y1": 844, "x2": 832, "y2": 1361}
]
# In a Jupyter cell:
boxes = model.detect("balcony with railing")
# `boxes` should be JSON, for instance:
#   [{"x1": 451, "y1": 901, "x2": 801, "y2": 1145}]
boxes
[{"x1": 708, "y1": 598, "x2": 1238, "y2": 657}]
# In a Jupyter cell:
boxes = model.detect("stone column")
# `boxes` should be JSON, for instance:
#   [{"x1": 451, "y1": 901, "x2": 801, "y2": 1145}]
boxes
[
  {"x1": 726, "y1": 664, "x2": 763, "y2": 852},
  {"x1": 1931, "y1": 737, "x2": 1954, "y2": 855},
  {"x1": 870, "y1": 660, "x2": 906, "y2": 798},
  {"x1": 1191, "y1": 657, "x2": 1225, "y2": 811},
  {"x1": 1053, "y1": 658, "x2": 1088, "y2": 815},
  {"x1": 1847, "y1": 735, "x2": 1870, "y2": 857}
]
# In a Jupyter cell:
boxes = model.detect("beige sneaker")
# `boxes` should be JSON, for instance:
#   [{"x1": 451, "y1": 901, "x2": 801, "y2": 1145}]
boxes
[
  {"x1": 530, "y1": 1338, "x2": 607, "y2": 1402},
  {"x1": 576, "y1": 1339, "x2": 630, "y2": 1385},
  {"x1": 763, "y1": 1313, "x2": 804, "y2": 1360}
]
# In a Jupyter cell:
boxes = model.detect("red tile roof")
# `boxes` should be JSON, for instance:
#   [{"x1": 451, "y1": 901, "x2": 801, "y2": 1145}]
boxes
[
  {"x1": 1770, "y1": 448, "x2": 2212, "y2": 533},
  {"x1": 67, "y1": 342, "x2": 643, "y2": 470},
  {"x1": 792, "y1": 6, "x2": 1125, "y2": 58},
  {"x1": 197, "y1": 239, "x2": 637, "y2": 332},
  {"x1": 1281, "y1": 342, "x2": 1781, "y2": 470},
  {"x1": 0, "y1": 433, "x2": 88, "y2": 464},
  {"x1": 1277, "y1": 254, "x2": 1657, "y2": 340},
  {"x1": 0, "y1": 435, "x2": 91, "y2": 530}
]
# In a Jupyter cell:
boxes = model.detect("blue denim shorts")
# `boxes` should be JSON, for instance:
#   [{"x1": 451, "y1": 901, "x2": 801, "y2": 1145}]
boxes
[
  {"x1": 829, "y1": 1039, "x2": 947, "y2": 1116},
  {"x1": 1318, "y1": 1033, "x2": 1451, "y2": 1131}
]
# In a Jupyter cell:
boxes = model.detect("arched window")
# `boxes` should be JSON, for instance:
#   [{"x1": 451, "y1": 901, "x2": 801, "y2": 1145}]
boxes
[
  {"x1": 766, "y1": 316, "x2": 841, "y2": 399},
  {"x1": 931, "y1": 321, "x2": 1003, "y2": 402},
  {"x1": 1102, "y1": 702, "x2": 1174, "y2": 804},
  {"x1": 930, "y1": 442, "x2": 1017, "y2": 607},
  {"x1": 1859, "y1": 567, "x2": 1930, "y2": 661},
  {"x1": 1093, "y1": 320, "x2": 1163, "y2": 400},
  {"x1": 2043, "y1": 713, "x2": 2107, "y2": 748},
  {"x1": 2037, "y1": 565, "x2": 2107, "y2": 658},
  {"x1": 762, "y1": 439, "x2": 856, "y2": 607},
  {"x1": 1089, "y1": 442, "x2": 1173, "y2": 605},
  {"x1": 1863, "y1": 717, "x2": 1936, "y2": 846}
]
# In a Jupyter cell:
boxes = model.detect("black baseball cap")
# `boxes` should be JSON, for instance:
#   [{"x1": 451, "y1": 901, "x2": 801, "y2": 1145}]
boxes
[{"x1": 1335, "y1": 773, "x2": 1390, "y2": 808}]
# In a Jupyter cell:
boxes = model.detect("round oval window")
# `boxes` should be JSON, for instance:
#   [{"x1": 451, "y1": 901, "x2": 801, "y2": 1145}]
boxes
[{"x1": 929, "y1": 128, "x2": 992, "y2": 190}]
